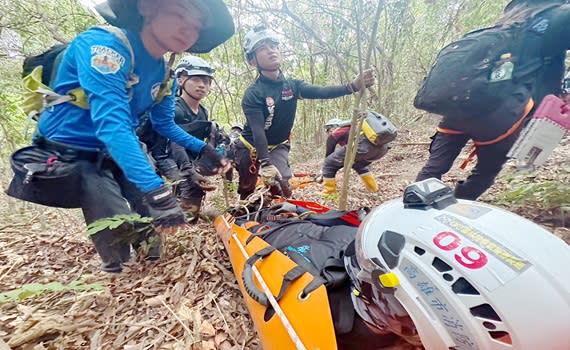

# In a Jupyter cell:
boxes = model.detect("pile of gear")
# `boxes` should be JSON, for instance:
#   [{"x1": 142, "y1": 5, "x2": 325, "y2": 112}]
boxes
[{"x1": 215, "y1": 178, "x2": 570, "y2": 350}]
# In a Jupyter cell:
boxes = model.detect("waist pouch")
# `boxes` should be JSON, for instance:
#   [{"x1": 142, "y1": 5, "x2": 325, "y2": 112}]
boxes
[{"x1": 6, "y1": 145, "x2": 83, "y2": 208}]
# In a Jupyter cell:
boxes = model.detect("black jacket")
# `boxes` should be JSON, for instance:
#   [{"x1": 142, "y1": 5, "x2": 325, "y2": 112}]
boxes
[{"x1": 241, "y1": 73, "x2": 353, "y2": 160}]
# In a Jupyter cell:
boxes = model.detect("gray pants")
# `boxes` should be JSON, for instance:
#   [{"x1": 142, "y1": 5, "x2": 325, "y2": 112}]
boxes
[
  {"x1": 234, "y1": 141, "x2": 292, "y2": 199},
  {"x1": 322, "y1": 136, "x2": 389, "y2": 178},
  {"x1": 79, "y1": 161, "x2": 160, "y2": 273}
]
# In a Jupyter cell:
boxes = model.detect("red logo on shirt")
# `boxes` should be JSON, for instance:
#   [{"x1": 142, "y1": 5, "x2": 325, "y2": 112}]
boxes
[{"x1": 282, "y1": 88, "x2": 293, "y2": 101}]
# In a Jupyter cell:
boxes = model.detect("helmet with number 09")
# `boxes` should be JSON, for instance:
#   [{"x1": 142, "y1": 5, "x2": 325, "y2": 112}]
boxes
[{"x1": 345, "y1": 178, "x2": 570, "y2": 349}]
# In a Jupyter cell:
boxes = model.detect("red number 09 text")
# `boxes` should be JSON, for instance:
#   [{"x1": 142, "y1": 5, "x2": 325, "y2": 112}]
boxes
[{"x1": 432, "y1": 231, "x2": 488, "y2": 269}]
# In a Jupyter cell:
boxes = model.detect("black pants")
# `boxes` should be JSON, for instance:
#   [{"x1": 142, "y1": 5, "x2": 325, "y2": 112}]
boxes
[
  {"x1": 416, "y1": 87, "x2": 532, "y2": 200},
  {"x1": 79, "y1": 161, "x2": 160, "y2": 273},
  {"x1": 416, "y1": 130, "x2": 523, "y2": 200},
  {"x1": 234, "y1": 141, "x2": 292, "y2": 199}
]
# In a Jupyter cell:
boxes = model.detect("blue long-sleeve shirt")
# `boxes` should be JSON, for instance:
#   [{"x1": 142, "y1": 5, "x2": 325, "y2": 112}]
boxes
[{"x1": 37, "y1": 26, "x2": 206, "y2": 193}]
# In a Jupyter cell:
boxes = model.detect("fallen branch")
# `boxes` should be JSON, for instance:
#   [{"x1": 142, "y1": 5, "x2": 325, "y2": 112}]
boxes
[{"x1": 160, "y1": 297, "x2": 196, "y2": 344}]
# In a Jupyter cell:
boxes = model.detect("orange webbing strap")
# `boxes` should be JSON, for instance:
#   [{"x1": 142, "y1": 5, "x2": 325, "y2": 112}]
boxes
[
  {"x1": 474, "y1": 98, "x2": 535, "y2": 147},
  {"x1": 459, "y1": 98, "x2": 534, "y2": 170},
  {"x1": 459, "y1": 145, "x2": 478, "y2": 170},
  {"x1": 436, "y1": 127, "x2": 465, "y2": 135}
]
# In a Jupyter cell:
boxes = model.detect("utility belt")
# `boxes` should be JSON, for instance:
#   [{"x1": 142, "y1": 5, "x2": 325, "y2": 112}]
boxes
[
  {"x1": 6, "y1": 137, "x2": 115, "y2": 209},
  {"x1": 238, "y1": 135, "x2": 289, "y2": 175}
]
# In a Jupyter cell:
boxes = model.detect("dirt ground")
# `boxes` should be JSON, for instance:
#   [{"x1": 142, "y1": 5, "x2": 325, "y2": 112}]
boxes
[{"x1": 0, "y1": 128, "x2": 568, "y2": 350}]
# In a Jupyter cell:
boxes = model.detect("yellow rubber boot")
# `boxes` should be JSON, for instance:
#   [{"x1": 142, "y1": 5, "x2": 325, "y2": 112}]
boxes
[
  {"x1": 360, "y1": 173, "x2": 379, "y2": 192},
  {"x1": 322, "y1": 178, "x2": 337, "y2": 195}
]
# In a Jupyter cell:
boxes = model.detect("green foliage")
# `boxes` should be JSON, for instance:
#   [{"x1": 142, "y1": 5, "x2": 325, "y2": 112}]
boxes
[
  {"x1": 0, "y1": 0, "x2": 514, "y2": 161},
  {"x1": 0, "y1": 88, "x2": 28, "y2": 153},
  {"x1": 86, "y1": 214, "x2": 152, "y2": 237},
  {"x1": 0, "y1": 279, "x2": 106, "y2": 303},
  {"x1": 1, "y1": 0, "x2": 97, "y2": 54},
  {"x1": 498, "y1": 176, "x2": 570, "y2": 212}
]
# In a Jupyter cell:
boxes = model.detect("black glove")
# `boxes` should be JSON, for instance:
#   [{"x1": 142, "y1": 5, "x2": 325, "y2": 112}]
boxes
[
  {"x1": 195, "y1": 144, "x2": 226, "y2": 176},
  {"x1": 181, "y1": 168, "x2": 217, "y2": 192},
  {"x1": 143, "y1": 185, "x2": 186, "y2": 232}
]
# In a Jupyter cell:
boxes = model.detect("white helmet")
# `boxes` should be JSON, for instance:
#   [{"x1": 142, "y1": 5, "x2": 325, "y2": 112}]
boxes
[
  {"x1": 231, "y1": 123, "x2": 243, "y2": 132},
  {"x1": 346, "y1": 178, "x2": 570, "y2": 349},
  {"x1": 175, "y1": 55, "x2": 215, "y2": 78},
  {"x1": 243, "y1": 24, "x2": 280, "y2": 62}
]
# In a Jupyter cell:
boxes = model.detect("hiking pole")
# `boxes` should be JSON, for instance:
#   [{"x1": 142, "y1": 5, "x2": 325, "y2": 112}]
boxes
[{"x1": 221, "y1": 218, "x2": 308, "y2": 350}]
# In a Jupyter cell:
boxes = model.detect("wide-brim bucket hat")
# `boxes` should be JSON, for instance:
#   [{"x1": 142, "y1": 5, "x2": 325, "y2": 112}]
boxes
[
  {"x1": 504, "y1": 0, "x2": 565, "y2": 12},
  {"x1": 94, "y1": 0, "x2": 235, "y2": 53}
]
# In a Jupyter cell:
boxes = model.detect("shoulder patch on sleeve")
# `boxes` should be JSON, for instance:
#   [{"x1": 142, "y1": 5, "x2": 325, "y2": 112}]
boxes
[{"x1": 90, "y1": 45, "x2": 125, "y2": 74}]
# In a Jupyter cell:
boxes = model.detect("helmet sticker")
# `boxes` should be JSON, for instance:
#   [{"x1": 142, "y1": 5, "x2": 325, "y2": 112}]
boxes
[
  {"x1": 434, "y1": 214, "x2": 529, "y2": 272},
  {"x1": 90, "y1": 45, "x2": 124, "y2": 75},
  {"x1": 446, "y1": 203, "x2": 491, "y2": 220}
]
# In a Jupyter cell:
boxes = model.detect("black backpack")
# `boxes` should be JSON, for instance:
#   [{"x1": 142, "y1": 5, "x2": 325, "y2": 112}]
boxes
[
  {"x1": 413, "y1": 6, "x2": 556, "y2": 118},
  {"x1": 22, "y1": 44, "x2": 68, "y2": 87}
]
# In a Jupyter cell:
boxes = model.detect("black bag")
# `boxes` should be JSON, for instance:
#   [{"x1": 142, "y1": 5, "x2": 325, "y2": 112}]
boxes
[
  {"x1": 413, "y1": 7, "x2": 555, "y2": 118},
  {"x1": 6, "y1": 146, "x2": 83, "y2": 208},
  {"x1": 22, "y1": 44, "x2": 68, "y2": 86},
  {"x1": 245, "y1": 208, "x2": 362, "y2": 334}
]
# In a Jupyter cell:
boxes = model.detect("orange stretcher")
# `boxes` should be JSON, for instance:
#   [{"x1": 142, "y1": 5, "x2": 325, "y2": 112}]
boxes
[{"x1": 214, "y1": 199, "x2": 353, "y2": 350}]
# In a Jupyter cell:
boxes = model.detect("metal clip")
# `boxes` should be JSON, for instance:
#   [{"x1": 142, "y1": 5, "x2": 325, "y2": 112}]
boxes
[{"x1": 23, "y1": 163, "x2": 48, "y2": 185}]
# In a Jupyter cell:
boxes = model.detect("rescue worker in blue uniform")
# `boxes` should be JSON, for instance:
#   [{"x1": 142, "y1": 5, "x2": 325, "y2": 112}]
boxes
[
  {"x1": 32, "y1": 0, "x2": 234, "y2": 273},
  {"x1": 236, "y1": 24, "x2": 375, "y2": 199}
]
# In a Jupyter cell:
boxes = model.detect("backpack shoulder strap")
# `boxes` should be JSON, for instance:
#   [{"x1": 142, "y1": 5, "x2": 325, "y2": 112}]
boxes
[
  {"x1": 154, "y1": 53, "x2": 176, "y2": 105},
  {"x1": 512, "y1": 4, "x2": 560, "y2": 80},
  {"x1": 95, "y1": 25, "x2": 140, "y2": 96}
]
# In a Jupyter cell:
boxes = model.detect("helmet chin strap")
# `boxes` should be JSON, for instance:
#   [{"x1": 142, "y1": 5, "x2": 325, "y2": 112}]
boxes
[{"x1": 180, "y1": 78, "x2": 203, "y2": 102}]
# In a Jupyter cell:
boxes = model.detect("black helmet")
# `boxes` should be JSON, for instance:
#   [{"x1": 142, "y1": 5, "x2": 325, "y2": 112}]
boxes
[{"x1": 94, "y1": 0, "x2": 235, "y2": 54}]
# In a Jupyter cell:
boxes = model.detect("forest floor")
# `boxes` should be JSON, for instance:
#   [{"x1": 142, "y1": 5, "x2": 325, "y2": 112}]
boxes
[{"x1": 0, "y1": 127, "x2": 568, "y2": 350}]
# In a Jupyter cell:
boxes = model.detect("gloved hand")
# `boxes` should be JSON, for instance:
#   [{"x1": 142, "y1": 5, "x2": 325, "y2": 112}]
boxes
[
  {"x1": 182, "y1": 168, "x2": 217, "y2": 192},
  {"x1": 198, "y1": 144, "x2": 231, "y2": 175},
  {"x1": 349, "y1": 68, "x2": 375, "y2": 92},
  {"x1": 258, "y1": 158, "x2": 282, "y2": 186},
  {"x1": 143, "y1": 184, "x2": 187, "y2": 234}
]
